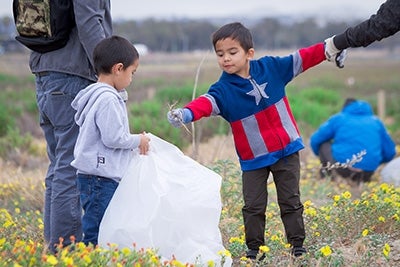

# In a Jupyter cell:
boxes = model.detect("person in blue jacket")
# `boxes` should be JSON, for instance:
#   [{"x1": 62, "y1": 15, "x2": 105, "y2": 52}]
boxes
[{"x1": 310, "y1": 98, "x2": 396, "y2": 183}]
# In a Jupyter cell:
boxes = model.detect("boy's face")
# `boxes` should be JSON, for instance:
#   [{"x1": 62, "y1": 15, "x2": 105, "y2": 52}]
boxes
[
  {"x1": 114, "y1": 59, "x2": 139, "y2": 91},
  {"x1": 214, "y1": 37, "x2": 254, "y2": 78}
]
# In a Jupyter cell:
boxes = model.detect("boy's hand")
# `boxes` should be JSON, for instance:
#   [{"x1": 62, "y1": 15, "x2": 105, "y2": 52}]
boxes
[
  {"x1": 138, "y1": 132, "x2": 150, "y2": 155},
  {"x1": 167, "y1": 108, "x2": 192, "y2": 128}
]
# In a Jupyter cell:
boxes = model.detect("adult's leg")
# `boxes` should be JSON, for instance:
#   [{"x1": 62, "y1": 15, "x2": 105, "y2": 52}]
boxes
[
  {"x1": 318, "y1": 142, "x2": 335, "y2": 178},
  {"x1": 242, "y1": 167, "x2": 269, "y2": 251},
  {"x1": 36, "y1": 72, "x2": 91, "y2": 252}
]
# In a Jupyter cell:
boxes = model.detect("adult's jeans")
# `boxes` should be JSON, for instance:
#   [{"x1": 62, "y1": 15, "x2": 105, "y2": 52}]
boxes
[
  {"x1": 77, "y1": 174, "x2": 119, "y2": 246},
  {"x1": 35, "y1": 71, "x2": 92, "y2": 252}
]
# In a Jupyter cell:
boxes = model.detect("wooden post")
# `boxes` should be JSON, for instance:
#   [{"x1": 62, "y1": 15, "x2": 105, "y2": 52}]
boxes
[{"x1": 377, "y1": 89, "x2": 385, "y2": 120}]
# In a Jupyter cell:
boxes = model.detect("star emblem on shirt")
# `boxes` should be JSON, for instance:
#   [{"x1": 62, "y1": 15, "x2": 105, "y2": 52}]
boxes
[{"x1": 246, "y1": 81, "x2": 269, "y2": 105}]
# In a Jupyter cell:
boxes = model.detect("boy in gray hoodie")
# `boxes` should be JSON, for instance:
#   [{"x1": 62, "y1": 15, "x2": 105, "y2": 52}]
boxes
[{"x1": 71, "y1": 36, "x2": 150, "y2": 246}]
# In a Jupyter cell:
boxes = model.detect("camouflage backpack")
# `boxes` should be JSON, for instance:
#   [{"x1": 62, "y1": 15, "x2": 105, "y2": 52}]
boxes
[{"x1": 13, "y1": 0, "x2": 75, "y2": 53}]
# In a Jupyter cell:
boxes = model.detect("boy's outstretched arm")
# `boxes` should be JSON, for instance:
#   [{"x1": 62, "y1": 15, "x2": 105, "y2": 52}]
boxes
[
  {"x1": 167, "y1": 95, "x2": 215, "y2": 128},
  {"x1": 294, "y1": 43, "x2": 346, "y2": 77}
]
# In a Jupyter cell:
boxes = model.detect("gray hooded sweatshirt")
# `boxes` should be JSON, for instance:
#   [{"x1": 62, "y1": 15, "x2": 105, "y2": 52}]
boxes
[{"x1": 71, "y1": 83, "x2": 140, "y2": 181}]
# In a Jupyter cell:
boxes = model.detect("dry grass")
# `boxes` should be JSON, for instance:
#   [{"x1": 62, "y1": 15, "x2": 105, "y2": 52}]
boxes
[{"x1": 0, "y1": 49, "x2": 399, "y2": 266}]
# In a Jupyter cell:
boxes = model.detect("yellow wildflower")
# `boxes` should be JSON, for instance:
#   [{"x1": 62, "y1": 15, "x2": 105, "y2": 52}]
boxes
[
  {"x1": 362, "y1": 229, "x2": 369, "y2": 237},
  {"x1": 46, "y1": 255, "x2": 58, "y2": 265},
  {"x1": 217, "y1": 249, "x2": 231, "y2": 258},
  {"x1": 304, "y1": 207, "x2": 317, "y2": 217},
  {"x1": 170, "y1": 259, "x2": 185, "y2": 267},
  {"x1": 380, "y1": 183, "x2": 390, "y2": 193},
  {"x1": 121, "y1": 247, "x2": 131, "y2": 256},
  {"x1": 303, "y1": 200, "x2": 313, "y2": 208},
  {"x1": 383, "y1": 243, "x2": 390, "y2": 258},
  {"x1": 239, "y1": 256, "x2": 248, "y2": 262},
  {"x1": 229, "y1": 236, "x2": 244, "y2": 244},
  {"x1": 342, "y1": 191, "x2": 351, "y2": 199},
  {"x1": 259, "y1": 245, "x2": 270, "y2": 253},
  {"x1": 270, "y1": 235, "x2": 280, "y2": 242},
  {"x1": 378, "y1": 216, "x2": 386, "y2": 222},
  {"x1": 62, "y1": 257, "x2": 74, "y2": 265},
  {"x1": 29, "y1": 258, "x2": 37, "y2": 266},
  {"x1": 151, "y1": 255, "x2": 159, "y2": 264},
  {"x1": 3, "y1": 219, "x2": 15, "y2": 228},
  {"x1": 207, "y1": 260, "x2": 215, "y2": 267},
  {"x1": 83, "y1": 255, "x2": 92, "y2": 264},
  {"x1": 320, "y1": 245, "x2": 332, "y2": 257}
]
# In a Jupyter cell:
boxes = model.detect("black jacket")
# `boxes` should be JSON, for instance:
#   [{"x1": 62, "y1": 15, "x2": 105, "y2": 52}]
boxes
[{"x1": 334, "y1": 0, "x2": 400, "y2": 49}]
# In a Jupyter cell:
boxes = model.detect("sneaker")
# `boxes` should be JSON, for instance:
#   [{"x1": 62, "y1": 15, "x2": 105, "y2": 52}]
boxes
[
  {"x1": 246, "y1": 249, "x2": 266, "y2": 261},
  {"x1": 246, "y1": 249, "x2": 258, "y2": 259},
  {"x1": 291, "y1": 246, "x2": 307, "y2": 257}
]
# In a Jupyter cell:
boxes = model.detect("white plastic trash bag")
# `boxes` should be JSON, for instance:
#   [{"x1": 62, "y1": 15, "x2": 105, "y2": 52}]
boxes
[
  {"x1": 381, "y1": 157, "x2": 400, "y2": 186},
  {"x1": 98, "y1": 133, "x2": 232, "y2": 266}
]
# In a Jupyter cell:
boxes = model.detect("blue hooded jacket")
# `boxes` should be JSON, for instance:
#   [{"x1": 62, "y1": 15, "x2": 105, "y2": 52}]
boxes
[{"x1": 310, "y1": 100, "x2": 396, "y2": 171}]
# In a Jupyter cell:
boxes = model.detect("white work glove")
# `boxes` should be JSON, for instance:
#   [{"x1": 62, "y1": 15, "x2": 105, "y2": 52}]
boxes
[
  {"x1": 167, "y1": 108, "x2": 193, "y2": 128},
  {"x1": 324, "y1": 35, "x2": 347, "y2": 68},
  {"x1": 324, "y1": 35, "x2": 340, "y2": 61},
  {"x1": 335, "y1": 49, "x2": 347, "y2": 69}
]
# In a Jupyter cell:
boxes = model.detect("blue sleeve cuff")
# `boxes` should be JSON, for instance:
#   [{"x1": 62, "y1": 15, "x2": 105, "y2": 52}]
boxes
[{"x1": 182, "y1": 108, "x2": 193, "y2": 123}]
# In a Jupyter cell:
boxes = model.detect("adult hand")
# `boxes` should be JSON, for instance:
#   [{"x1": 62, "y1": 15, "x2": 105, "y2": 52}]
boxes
[
  {"x1": 324, "y1": 35, "x2": 340, "y2": 62},
  {"x1": 335, "y1": 49, "x2": 347, "y2": 69}
]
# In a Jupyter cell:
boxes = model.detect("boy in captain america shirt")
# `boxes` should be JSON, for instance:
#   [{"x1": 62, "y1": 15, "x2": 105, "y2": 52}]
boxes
[{"x1": 167, "y1": 22, "x2": 346, "y2": 259}]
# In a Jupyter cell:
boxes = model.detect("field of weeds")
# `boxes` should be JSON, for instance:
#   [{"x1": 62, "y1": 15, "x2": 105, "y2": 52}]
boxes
[{"x1": 0, "y1": 49, "x2": 400, "y2": 266}]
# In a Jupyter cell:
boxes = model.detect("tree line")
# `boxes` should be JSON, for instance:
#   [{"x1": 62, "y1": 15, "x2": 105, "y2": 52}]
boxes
[
  {"x1": 1, "y1": 16, "x2": 399, "y2": 53},
  {"x1": 113, "y1": 17, "x2": 400, "y2": 53}
]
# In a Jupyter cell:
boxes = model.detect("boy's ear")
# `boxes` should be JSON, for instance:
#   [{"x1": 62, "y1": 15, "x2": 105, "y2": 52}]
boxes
[
  {"x1": 112, "y1": 63, "x2": 124, "y2": 73},
  {"x1": 247, "y1": 48, "x2": 255, "y2": 60}
]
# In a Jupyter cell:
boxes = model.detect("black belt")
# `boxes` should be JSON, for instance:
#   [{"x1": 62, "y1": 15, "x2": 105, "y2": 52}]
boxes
[
  {"x1": 36, "y1": 71, "x2": 49, "y2": 77},
  {"x1": 78, "y1": 173, "x2": 109, "y2": 180}
]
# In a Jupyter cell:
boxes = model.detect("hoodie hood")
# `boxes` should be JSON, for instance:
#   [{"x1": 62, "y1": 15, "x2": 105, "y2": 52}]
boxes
[
  {"x1": 342, "y1": 100, "x2": 373, "y2": 116},
  {"x1": 72, "y1": 83, "x2": 121, "y2": 127}
]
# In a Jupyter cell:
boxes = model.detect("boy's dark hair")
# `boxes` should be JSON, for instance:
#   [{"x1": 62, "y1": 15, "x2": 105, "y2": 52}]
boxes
[
  {"x1": 93, "y1": 35, "x2": 139, "y2": 75},
  {"x1": 212, "y1": 22, "x2": 253, "y2": 51},
  {"x1": 342, "y1": 98, "x2": 357, "y2": 109}
]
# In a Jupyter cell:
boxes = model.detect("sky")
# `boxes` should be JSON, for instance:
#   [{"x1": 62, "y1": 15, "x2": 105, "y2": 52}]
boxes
[{"x1": 3, "y1": 0, "x2": 384, "y2": 21}]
